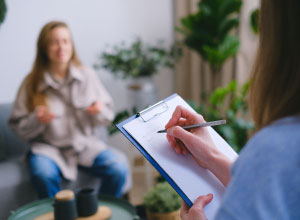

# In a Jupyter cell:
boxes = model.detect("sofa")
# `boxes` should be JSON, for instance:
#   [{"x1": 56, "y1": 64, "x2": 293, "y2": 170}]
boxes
[{"x1": 0, "y1": 103, "x2": 132, "y2": 219}]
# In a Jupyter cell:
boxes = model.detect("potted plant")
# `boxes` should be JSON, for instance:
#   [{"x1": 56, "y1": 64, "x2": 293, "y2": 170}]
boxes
[
  {"x1": 177, "y1": 0, "x2": 242, "y2": 92},
  {"x1": 96, "y1": 38, "x2": 178, "y2": 79},
  {"x1": 143, "y1": 182, "x2": 181, "y2": 220},
  {"x1": 95, "y1": 38, "x2": 180, "y2": 111}
]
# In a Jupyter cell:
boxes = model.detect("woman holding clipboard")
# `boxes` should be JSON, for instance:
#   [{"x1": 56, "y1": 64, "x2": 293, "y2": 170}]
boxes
[{"x1": 165, "y1": 0, "x2": 300, "y2": 219}]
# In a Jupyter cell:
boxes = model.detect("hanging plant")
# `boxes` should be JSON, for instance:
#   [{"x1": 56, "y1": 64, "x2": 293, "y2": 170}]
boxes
[{"x1": 0, "y1": 0, "x2": 7, "y2": 26}]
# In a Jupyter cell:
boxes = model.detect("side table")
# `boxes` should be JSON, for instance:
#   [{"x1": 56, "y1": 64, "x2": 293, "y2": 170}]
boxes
[{"x1": 8, "y1": 195, "x2": 140, "y2": 220}]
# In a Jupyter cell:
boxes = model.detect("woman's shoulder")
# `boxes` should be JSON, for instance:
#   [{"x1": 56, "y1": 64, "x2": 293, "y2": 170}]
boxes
[
  {"x1": 248, "y1": 114, "x2": 300, "y2": 151},
  {"x1": 234, "y1": 114, "x2": 300, "y2": 173},
  {"x1": 71, "y1": 63, "x2": 94, "y2": 73},
  {"x1": 218, "y1": 115, "x2": 300, "y2": 219},
  {"x1": 70, "y1": 64, "x2": 98, "y2": 81}
]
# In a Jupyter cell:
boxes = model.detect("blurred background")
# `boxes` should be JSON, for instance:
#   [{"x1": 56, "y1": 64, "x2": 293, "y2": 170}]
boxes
[{"x1": 0, "y1": 0, "x2": 259, "y2": 213}]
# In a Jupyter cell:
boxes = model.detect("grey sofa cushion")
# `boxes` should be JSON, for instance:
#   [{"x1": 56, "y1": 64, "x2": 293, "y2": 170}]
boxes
[
  {"x1": 0, "y1": 103, "x2": 29, "y2": 160},
  {"x1": 0, "y1": 129, "x2": 5, "y2": 161},
  {"x1": 0, "y1": 158, "x2": 37, "y2": 218}
]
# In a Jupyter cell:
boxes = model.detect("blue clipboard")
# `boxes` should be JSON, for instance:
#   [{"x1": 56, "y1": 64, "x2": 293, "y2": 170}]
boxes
[{"x1": 116, "y1": 93, "x2": 193, "y2": 207}]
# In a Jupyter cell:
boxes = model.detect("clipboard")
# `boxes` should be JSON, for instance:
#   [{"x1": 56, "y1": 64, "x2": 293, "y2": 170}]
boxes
[{"x1": 116, "y1": 93, "x2": 238, "y2": 219}]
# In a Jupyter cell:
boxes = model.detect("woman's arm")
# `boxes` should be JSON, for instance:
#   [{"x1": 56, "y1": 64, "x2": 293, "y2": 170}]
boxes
[
  {"x1": 165, "y1": 105, "x2": 233, "y2": 186},
  {"x1": 8, "y1": 83, "x2": 47, "y2": 141},
  {"x1": 85, "y1": 68, "x2": 114, "y2": 126}
]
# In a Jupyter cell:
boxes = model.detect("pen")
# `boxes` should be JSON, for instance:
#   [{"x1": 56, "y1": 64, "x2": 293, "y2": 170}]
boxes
[{"x1": 157, "y1": 119, "x2": 226, "y2": 133}]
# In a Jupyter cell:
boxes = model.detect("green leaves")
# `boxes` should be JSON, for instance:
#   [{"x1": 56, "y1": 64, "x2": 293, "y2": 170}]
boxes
[
  {"x1": 177, "y1": 0, "x2": 242, "y2": 71},
  {"x1": 250, "y1": 8, "x2": 259, "y2": 34},
  {"x1": 219, "y1": 0, "x2": 242, "y2": 17},
  {"x1": 143, "y1": 182, "x2": 181, "y2": 213},
  {"x1": 0, "y1": 0, "x2": 7, "y2": 26},
  {"x1": 190, "y1": 80, "x2": 254, "y2": 152},
  {"x1": 107, "y1": 107, "x2": 137, "y2": 135},
  {"x1": 96, "y1": 39, "x2": 180, "y2": 79},
  {"x1": 203, "y1": 36, "x2": 240, "y2": 71}
]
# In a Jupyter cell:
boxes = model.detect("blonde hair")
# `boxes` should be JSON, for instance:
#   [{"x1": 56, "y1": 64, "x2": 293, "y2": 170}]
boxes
[
  {"x1": 23, "y1": 21, "x2": 81, "y2": 112},
  {"x1": 250, "y1": 0, "x2": 300, "y2": 130}
]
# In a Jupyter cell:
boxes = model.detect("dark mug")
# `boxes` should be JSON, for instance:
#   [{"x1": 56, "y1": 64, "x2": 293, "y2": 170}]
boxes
[
  {"x1": 76, "y1": 187, "x2": 98, "y2": 217},
  {"x1": 53, "y1": 190, "x2": 78, "y2": 220}
]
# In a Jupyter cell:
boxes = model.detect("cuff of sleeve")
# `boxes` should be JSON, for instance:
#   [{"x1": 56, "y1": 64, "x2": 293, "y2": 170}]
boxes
[{"x1": 92, "y1": 106, "x2": 114, "y2": 126}]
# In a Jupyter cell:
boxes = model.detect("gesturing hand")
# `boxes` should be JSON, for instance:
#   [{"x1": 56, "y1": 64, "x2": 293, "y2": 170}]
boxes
[
  {"x1": 180, "y1": 194, "x2": 213, "y2": 220},
  {"x1": 87, "y1": 101, "x2": 101, "y2": 115},
  {"x1": 36, "y1": 106, "x2": 56, "y2": 124}
]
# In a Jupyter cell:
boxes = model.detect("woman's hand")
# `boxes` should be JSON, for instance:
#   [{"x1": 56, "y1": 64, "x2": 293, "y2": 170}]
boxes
[
  {"x1": 36, "y1": 106, "x2": 56, "y2": 124},
  {"x1": 165, "y1": 105, "x2": 218, "y2": 169},
  {"x1": 165, "y1": 105, "x2": 233, "y2": 186},
  {"x1": 180, "y1": 194, "x2": 213, "y2": 220},
  {"x1": 87, "y1": 101, "x2": 101, "y2": 115}
]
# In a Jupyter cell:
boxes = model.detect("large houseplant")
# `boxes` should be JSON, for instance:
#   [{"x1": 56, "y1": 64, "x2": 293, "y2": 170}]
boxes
[
  {"x1": 177, "y1": 0, "x2": 242, "y2": 91},
  {"x1": 143, "y1": 182, "x2": 181, "y2": 220}
]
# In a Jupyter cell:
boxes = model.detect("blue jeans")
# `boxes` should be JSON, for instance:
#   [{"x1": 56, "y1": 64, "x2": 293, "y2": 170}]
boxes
[{"x1": 28, "y1": 149, "x2": 128, "y2": 199}]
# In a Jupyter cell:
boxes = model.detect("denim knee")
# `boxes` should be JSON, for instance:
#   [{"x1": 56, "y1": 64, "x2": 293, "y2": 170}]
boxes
[
  {"x1": 28, "y1": 153, "x2": 60, "y2": 182},
  {"x1": 109, "y1": 161, "x2": 128, "y2": 181}
]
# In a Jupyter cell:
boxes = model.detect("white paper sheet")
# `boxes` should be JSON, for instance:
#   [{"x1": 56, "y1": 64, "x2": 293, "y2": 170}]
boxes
[{"x1": 123, "y1": 95, "x2": 238, "y2": 219}]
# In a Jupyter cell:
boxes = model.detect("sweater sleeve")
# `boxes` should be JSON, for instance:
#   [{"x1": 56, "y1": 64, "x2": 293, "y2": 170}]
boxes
[
  {"x1": 87, "y1": 68, "x2": 115, "y2": 126},
  {"x1": 8, "y1": 80, "x2": 46, "y2": 141}
]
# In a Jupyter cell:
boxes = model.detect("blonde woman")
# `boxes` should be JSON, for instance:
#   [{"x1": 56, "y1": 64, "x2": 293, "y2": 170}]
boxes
[
  {"x1": 165, "y1": 0, "x2": 300, "y2": 219},
  {"x1": 9, "y1": 21, "x2": 128, "y2": 198}
]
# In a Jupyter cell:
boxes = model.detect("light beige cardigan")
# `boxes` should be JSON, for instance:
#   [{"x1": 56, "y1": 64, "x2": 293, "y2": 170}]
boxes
[{"x1": 8, "y1": 65, "x2": 114, "y2": 180}]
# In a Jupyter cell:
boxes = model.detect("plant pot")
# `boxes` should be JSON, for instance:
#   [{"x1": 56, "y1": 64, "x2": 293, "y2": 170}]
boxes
[
  {"x1": 127, "y1": 76, "x2": 158, "y2": 112},
  {"x1": 146, "y1": 209, "x2": 181, "y2": 220}
]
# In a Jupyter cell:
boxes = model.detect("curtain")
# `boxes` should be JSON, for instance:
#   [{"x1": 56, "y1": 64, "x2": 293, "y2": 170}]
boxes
[{"x1": 174, "y1": 0, "x2": 259, "y2": 104}]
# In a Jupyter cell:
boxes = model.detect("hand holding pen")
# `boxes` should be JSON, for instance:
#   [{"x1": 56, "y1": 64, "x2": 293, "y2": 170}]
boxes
[{"x1": 164, "y1": 105, "x2": 222, "y2": 169}]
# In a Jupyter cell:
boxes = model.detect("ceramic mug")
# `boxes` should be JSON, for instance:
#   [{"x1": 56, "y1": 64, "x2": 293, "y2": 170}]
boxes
[
  {"x1": 76, "y1": 187, "x2": 98, "y2": 217},
  {"x1": 53, "y1": 190, "x2": 78, "y2": 220}
]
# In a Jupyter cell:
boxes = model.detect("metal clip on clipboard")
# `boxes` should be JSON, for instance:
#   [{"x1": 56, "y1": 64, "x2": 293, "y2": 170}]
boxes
[{"x1": 136, "y1": 101, "x2": 169, "y2": 122}]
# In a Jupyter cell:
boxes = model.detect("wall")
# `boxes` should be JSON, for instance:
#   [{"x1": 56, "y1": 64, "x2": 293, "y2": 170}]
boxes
[{"x1": 0, "y1": 0, "x2": 174, "y2": 108}]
